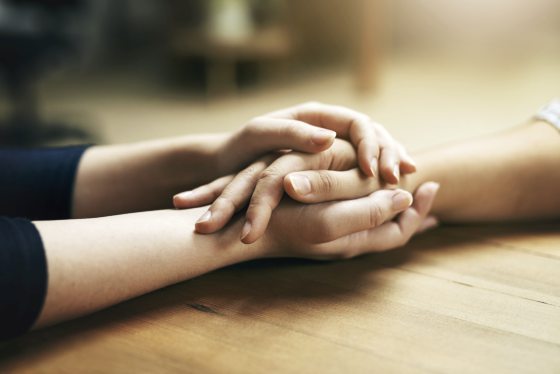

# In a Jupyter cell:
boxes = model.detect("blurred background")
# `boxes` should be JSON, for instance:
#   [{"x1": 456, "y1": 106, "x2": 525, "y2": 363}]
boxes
[{"x1": 0, "y1": 0, "x2": 559, "y2": 149}]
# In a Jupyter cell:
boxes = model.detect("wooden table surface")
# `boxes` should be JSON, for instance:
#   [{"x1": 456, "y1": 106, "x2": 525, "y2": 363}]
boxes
[{"x1": 1, "y1": 223, "x2": 559, "y2": 373}]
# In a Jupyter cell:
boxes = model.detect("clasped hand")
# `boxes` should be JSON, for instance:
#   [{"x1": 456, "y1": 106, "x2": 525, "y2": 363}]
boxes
[{"x1": 175, "y1": 102, "x2": 439, "y2": 260}]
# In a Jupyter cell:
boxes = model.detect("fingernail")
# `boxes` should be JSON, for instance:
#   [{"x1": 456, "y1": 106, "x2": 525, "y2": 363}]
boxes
[
  {"x1": 174, "y1": 191, "x2": 192, "y2": 200},
  {"x1": 392, "y1": 190, "x2": 413, "y2": 210},
  {"x1": 196, "y1": 210, "x2": 212, "y2": 224},
  {"x1": 241, "y1": 221, "x2": 252, "y2": 240},
  {"x1": 407, "y1": 157, "x2": 418, "y2": 169},
  {"x1": 311, "y1": 129, "x2": 336, "y2": 146},
  {"x1": 393, "y1": 164, "x2": 400, "y2": 182},
  {"x1": 289, "y1": 174, "x2": 312, "y2": 196},
  {"x1": 369, "y1": 158, "x2": 378, "y2": 177},
  {"x1": 427, "y1": 182, "x2": 440, "y2": 194}
]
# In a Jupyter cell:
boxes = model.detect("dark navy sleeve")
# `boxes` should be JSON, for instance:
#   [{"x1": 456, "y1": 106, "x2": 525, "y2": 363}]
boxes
[
  {"x1": 0, "y1": 146, "x2": 89, "y2": 220},
  {"x1": 0, "y1": 218, "x2": 47, "y2": 339},
  {"x1": 0, "y1": 145, "x2": 89, "y2": 339}
]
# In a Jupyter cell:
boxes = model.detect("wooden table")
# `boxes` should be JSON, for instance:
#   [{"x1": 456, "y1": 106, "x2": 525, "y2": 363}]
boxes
[{"x1": 1, "y1": 223, "x2": 559, "y2": 373}]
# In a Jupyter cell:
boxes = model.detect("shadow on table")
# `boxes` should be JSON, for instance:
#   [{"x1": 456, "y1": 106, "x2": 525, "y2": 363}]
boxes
[{"x1": 0, "y1": 222, "x2": 558, "y2": 366}]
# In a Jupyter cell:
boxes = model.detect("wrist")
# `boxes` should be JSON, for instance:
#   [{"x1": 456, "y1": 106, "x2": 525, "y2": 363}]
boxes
[
  {"x1": 162, "y1": 133, "x2": 230, "y2": 189},
  {"x1": 193, "y1": 212, "x2": 268, "y2": 266}
]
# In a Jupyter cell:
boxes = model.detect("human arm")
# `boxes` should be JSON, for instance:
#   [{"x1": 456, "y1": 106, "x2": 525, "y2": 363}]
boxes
[
  {"x1": 174, "y1": 104, "x2": 417, "y2": 243},
  {"x1": 402, "y1": 120, "x2": 560, "y2": 222},
  {"x1": 31, "y1": 183, "x2": 437, "y2": 330},
  {"x1": 74, "y1": 102, "x2": 415, "y2": 218},
  {"x1": 283, "y1": 120, "x2": 560, "y2": 222}
]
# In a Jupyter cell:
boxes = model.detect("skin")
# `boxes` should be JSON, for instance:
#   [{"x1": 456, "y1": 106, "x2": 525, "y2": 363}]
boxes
[
  {"x1": 73, "y1": 102, "x2": 414, "y2": 219},
  {"x1": 281, "y1": 121, "x2": 560, "y2": 222},
  {"x1": 34, "y1": 184, "x2": 438, "y2": 328},
  {"x1": 28, "y1": 102, "x2": 426, "y2": 330},
  {"x1": 29, "y1": 108, "x2": 560, "y2": 332}
]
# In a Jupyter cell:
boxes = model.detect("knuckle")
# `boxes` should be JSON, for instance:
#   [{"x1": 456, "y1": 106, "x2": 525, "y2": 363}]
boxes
[
  {"x1": 215, "y1": 196, "x2": 238, "y2": 212},
  {"x1": 368, "y1": 203, "x2": 386, "y2": 228},
  {"x1": 316, "y1": 148, "x2": 334, "y2": 169},
  {"x1": 280, "y1": 121, "x2": 302, "y2": 137},
  {"x1": 244, "y1": 117, "x2": 266, "y2": 134},
  {"x1": 210, "y1": 186, "x2": 223, "y2": 200},
  {"x1": 260, "y1": 167, "x2": 283, "y2": 183},
  {"x1": 247, "y1": 186, "x2": 275, "y2": 208},
  {"x1": 316, "y1": 171, "x2": 337, "y2": 194},
  {"x1": 241, "y1": 164, "x2": 261, "y2": 177}
]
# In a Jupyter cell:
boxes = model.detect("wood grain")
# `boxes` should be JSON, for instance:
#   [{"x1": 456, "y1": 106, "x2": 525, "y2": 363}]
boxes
[{"x1": 1, "y1": 224, "x2": 558, "y2": 373}]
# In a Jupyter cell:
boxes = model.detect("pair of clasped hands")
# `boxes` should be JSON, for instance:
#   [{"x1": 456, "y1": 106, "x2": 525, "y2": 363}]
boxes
[{"x1": 174, "y1": 102, "x2": 439, "y2": 260}]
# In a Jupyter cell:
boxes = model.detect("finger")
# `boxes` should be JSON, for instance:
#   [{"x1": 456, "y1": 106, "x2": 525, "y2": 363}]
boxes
[
  {"x1": 239, "y1": 117, "x2": 336, "y2": 157},
  {"x1": 240, "y1": 140, "x2": 357, "y2": 244},
  {"x1": 240, "y1": 152, "x2": 331, "y2": 244},
  {"x1": 374, "y1": 124, "x2": 402, "y2": 184},
  {"x1": 416, "y1": 215, "x2": 439, "y2": 233},
  {"x1": 173, "y1": 175, "x2": 234, "y2": 209},
  {"x1": 314, "y1": 182, "x2": 439, "y2": 256},
  {"x1": 195, "y1": 158, "x2": 272, "y2": 234},
  {"x1": 284, "y1": 168, "x2": 381, "y2": 204},
  {"x1": 410, "y1": 181, "x2": 440, "y2": 217},
  {"x1": 397, "y1": 143, "x2": 417, "y2": 175},
  {"x1": 269, "y1": 102, "x2": 380, "y2": 177},
  {"x1": 375, "y1": 123, "x2": 420, "y2": 181},
  {"x1": 373, "y1": 181, "x2": 440, "y2": 243},
  {"x1": 300, "y1": 189, "x2": 414, "y2": 244},
  {"x1": 378, "y1": 142, "x2": 400, "y2": 185}
]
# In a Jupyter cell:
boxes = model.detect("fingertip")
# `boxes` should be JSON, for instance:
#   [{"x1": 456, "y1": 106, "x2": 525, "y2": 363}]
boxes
[
  {"x1": 173, "y1": 191, "x2": 193, "y2": 208},
  {"x1": 417, "y1": 216, "x2": 439, "y2": 233},
  {"x1": 195, "y1": 218, "x2": 226, "y2": 234},
  {"x1": 240, "y1": 225, "x2": 262, "y2": 244},
  {"x1": 400, "y1": 161, "x2": 417, "y2": 174},
  {"x1": 392, "y1": 164, "x2": 400, "y2": 183},
  {"x1": 391, "y1": 189, "x2": 413, "y2": 211},
  {"x1": 310, "y1": 129, "x2": 336, "y2": 150},
  {"x1": 240, "y1": 220, "x2": 252, "y2": 242},
  {"x1": 194, "y1": 209, "x2": 230, "y2": 234},
  {"x1": 404, "y1": 153, "x2": 418, "y2": 168},
  {"x1": 412, "y1": 181, "x2": 440, "y2": 215},
  {"x1": 360, "y1": 156, "x2": 376, "y2": 178},
  {"x1": 173, "y1": 195, "x2": 183, "y2": 209},
  {"x1": 194, "y1": 210, "x2": 214, "y2": 233},
  {"x1": 380, "y1": 164, "x2": 398, "y2": 185},
  {"x1": 284, "y1": 175, "x2": 314, "y2": 203},
  {"x1": 194, "y1": 221, "x2": 214, "y2": 234},
  {"x1": 241, "y1": 208, "x2": 270, "y2": 244},
  {"x1": 283, "y1": 174, "x2": 297, "y2": 194},
  {"x1": 287, "y1": 174, "x2": 312, "y2": 196},
  {"x1": 423, "y1": 181, "x2": 441, "y2": 196}
]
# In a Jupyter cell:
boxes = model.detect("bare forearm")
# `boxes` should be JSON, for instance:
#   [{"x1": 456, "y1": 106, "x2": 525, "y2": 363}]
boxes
[
  {"x1": 404, "y1": 121, "x2": 560, "y2": 222},
  {"x1": 72, "y1": 134, "x2": 228, "y2": 218},
  {"x1": 33, "y1": 208, "x2": 260, "y2": 328}
]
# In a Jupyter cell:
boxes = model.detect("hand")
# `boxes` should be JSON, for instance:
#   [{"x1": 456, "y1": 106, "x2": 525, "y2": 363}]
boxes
[
  {"x1": 283, "y1": 165, "x2": 403, "y2": 204},
  {"x1": 177, "y1": 139, "x2": 383, "y2": 243},
  {"x1": 216, "y1": 102, "x2": 416, "y2": 181},
  {"x1": 259, "y1": 182, "x2": 440, "y2": 260},
  {"x1": 176, "y1": 102, "x2": 416, "y2": 243}
]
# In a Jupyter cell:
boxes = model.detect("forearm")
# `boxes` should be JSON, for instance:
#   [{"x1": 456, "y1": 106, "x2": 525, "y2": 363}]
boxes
[
  {"x1": 404, "y1": 121, "x2": 560, "y2": 222},
  {"x1": 72, "y1": 134, "x2": 228, "y2": 218},
  {"x1": 33, "y1": 208, "x2": 261, "y2": 328}
]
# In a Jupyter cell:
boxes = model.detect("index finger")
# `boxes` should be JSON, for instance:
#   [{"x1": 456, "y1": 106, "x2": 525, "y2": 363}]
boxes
[
  {"x1": 268, "y1": 102, "x2": 379, "y2": 178},
  {"x1": 241, "y1": 140, "x2": 357, "y2": 244}
]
